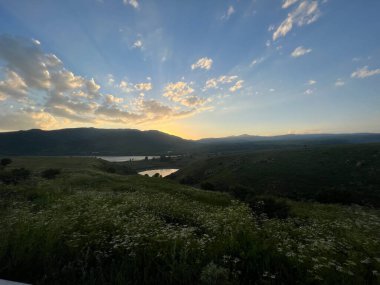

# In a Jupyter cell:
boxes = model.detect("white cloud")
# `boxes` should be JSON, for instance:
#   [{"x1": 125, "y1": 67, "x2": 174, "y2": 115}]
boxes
[
  {"x1": 351, "y1": 66, "x2": 380, "y2": 79},
  {"x1": 250, "y1": 57, "x2": 265, "y2": 67},
  {"x1": 229, "y1": 80, "x2": 244, "y2": 92},
  {"x1": 163, "y1": 81, "x2": 206, "y2": 107},
  {"x1": 282, "y1": 0, "x2": 299, "y2": 9},
  {"x1": 335, "y1": 79, "x2": 345, "y2": 86},
  {"x1": 132, "y1": 39, "x2": 143, "y2": 49},
  {"x1": 308, "y1": 79, "x2": 317, "y2": 85},
  {"x1": 123, "y1": 0, "x2": 138, "y2": 9},
  {"x1": 204, "y1": 75, "x2": 238, "y2": 90},
  {"x1": 134, "y1": 82, "x2": 152, "y2": 91},
  {"x1": 191, "y1": 57, "x2": 213, "y2": 70},
  {"x1": 291, "y1": 46, "x2": 312, "y2": 57},
  {"x1": 273, "y1": 0, "x2": 321, "y2": 41},
  {"x1": 304, "y1": 88, "x2": 313, "y2": 95}
]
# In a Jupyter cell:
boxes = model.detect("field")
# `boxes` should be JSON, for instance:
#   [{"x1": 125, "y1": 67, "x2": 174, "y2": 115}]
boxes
[{"x1": 0, "y1": 155, "x2": 380, "y2": 284}]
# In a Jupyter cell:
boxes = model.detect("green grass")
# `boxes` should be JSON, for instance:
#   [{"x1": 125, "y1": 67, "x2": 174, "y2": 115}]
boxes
[{"x1": 0, "y1": 156, "x2": 380, "y2": 284}]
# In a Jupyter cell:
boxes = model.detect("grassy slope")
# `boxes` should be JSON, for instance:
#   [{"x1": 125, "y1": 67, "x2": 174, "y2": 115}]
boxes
[
  {"x1": 0, "y1": 157, "x2": 379, "y2": 284},
  {"x1": 170, "y1": 143, "x2": 380, "y2": 206}
]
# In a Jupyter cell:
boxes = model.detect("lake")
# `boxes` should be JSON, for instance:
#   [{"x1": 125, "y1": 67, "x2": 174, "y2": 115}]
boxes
[
  {"x1": 97, "y1": 156, "x2": 160, "y2": 162},
  {"x1": 138, "y1": 169, "x2": 179, "y2": 177}
]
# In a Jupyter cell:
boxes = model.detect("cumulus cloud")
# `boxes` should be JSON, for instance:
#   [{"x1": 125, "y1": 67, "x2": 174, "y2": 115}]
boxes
[
  {"x1": 132, "y1": 39, "x2": 143, "y2": 49},
  {"x1": 204, "y1": 75, "x2": 239, "y2": 90},
  {"x1": 134, "y1": 82, "x2": 152, "y2": 91},
  {"x1": 304, "y1": 88, "x2": 313, "y2": 95},
  {"x1": 191, "y1": 57, "x2": 213, "y2": 70},
  {"x1": 229, "y1": 80, "x2": 244, "y2": 92},
  {"x1": 273, "y1": 0, "x2": 321, "y2": 41},
  {"x1": 291, "y1": 46, "x2": 312, "y2": 57},
  {"x1": 163, "y1": 81, "x2": 206, "y2": 107},
  {"x1": 123, "y1": 0, "x2": 138, "y2": 9},
  {"x1": 0, "y1": 35, "x2": 212, "y2": 130},
  {"x1": 351, "y1": 66, "x2": 380, "y2": 79}
]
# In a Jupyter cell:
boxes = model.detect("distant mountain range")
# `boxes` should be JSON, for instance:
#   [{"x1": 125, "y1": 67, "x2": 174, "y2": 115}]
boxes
[{"x1": 0, "y1": 128, "x2": 380, "y2": 155}]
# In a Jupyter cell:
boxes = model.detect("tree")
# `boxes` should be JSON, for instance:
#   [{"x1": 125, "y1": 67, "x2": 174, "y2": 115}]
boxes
[{"x1": 1, "y1": 158, "x2": 12, "y2": 167}]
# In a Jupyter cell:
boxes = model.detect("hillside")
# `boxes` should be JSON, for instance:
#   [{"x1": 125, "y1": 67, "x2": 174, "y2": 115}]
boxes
[
  {"x1": 170, "y1": 143, "x2": 380, "y2": 207},
  {"x1": 1, "y1": 157, "x2": 379, "y2": 284},
  {"x1": 0, "y1": 128, "x2": 193, "y2": 155}
]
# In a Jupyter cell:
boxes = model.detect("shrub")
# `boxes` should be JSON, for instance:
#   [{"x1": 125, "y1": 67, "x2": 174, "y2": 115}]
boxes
[
  {"x1": 1, "y1": 158, "x2": 12, "y2": 167},
  {"x1": 247, "y1": 196, "x2": 290, "y2": 219},
  {"x1": 0, "y1": 168, "x2": 31, "y2": 185},
  {"x1": 201, "y1": 181, "x2": 215, "y2": 191},
  {"x1": 41, "y1": 168, "x2": 61, "y2": 179}
]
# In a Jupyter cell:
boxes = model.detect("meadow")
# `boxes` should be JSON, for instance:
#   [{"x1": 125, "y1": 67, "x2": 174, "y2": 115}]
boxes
[{"x1": 0, "y1": 155, "x2": 379, "y2": 284}]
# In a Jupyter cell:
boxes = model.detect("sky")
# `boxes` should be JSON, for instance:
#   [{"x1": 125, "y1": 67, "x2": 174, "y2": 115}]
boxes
[{"x1": 0, "y1": 0, "x2": 379, "y2": 139}]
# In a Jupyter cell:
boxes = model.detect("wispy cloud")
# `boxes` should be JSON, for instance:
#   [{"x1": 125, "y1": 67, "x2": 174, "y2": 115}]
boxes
[
  {"x1": 222, "y1": 5, "x2": 235, "y2": 20},
  {"x1": 123, "y1": 0, "x2": 139, "y2": 9},
  {"x1": 291, "y1": 46, "x2": 312, "y2": 57},
  {"x1": 273, "y1": 0, "x2": 321, "y2": 41},
  {"x1": 204, "y1": 75, "x2": 239, "y2": 90},
  {"x1": 351, "y1": 66, "x2": 380, "y2": 79},
  {"x1": 308, "y1": 79, "x2": 317, "y2": 85},
  {"x1": 229, "y1": 80, "x2": 244, "y2": 92},
  {"x1": 191, "y1": 57, "x2": 213, "y2": 70},
  {"x1": 132, "y1": 39, "x2": 143, "y2": 49},
  {"x1": 282, "y1": 0, "x2": 299, "y2": 9},
  {"x1": 335, "y1": 79, "x2": 345, "y2": 86}
]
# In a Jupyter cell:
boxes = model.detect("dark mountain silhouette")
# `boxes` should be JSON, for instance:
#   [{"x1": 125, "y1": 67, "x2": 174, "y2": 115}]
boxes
[
  {"x1": 0, "y1": 128, "x2": 193, "y2": 155},
  {"x1": 1, "y1": 128, "x2": 380, "y2": 155}
]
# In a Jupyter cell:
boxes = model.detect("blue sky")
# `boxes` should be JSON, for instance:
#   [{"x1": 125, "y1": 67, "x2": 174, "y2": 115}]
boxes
[{"x1": 0, "y1": 0, "x2": 379, "y2": 139}]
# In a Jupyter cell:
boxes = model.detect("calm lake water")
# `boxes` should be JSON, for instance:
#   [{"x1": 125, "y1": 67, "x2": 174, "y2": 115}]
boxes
[
  {"x1": 138, "y1": 169, "x2": 179, "y2": 177},
  {"x1": 98, "y1": 156, "x2": 160, "y2": 162}
]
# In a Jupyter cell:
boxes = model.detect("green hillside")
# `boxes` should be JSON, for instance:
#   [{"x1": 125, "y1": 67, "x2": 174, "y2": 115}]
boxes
[
  {"x1": 0, "y1": 157, "x2": 379, "y2": 284},
  {"x1": 170, "y1": 143, "x2": 380, "y2": 207}
]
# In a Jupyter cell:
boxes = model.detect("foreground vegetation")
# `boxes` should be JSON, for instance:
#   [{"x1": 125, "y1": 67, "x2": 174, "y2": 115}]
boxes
[{"x1": 0, "y1": 156, "x2": 379, "y2": 284}]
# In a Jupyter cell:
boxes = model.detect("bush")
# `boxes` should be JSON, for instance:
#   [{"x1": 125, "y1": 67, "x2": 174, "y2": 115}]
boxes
[
  {"x1": 41, "y1": 168, "x2": 61, "y2": 179},
  {"x1": 1, "y1": 158, "x2": 12, "y2": 167},
  {"x1": 201, "y1": 181, "x2": 215, "y2": 191},
  {"x1": 247, "y1": 196, "x2": 290, "y2": 219},
  {"x1": 0, "y1": 168, "x2": 31, "y2": 185}
]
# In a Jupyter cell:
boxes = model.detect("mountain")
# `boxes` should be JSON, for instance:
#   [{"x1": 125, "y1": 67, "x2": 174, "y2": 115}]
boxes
[
  {"x1": 1, "y1": 128, "x2": 380, "y2": 156},
  {"x1": 0, "y1": 128, "x2": 193, "y2": 155},
  {"x1": 198, "y1": 133, "x2": 380, "y2": 144}
]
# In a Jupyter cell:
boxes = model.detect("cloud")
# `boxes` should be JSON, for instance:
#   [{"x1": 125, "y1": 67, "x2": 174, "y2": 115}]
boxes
[
  {"x1": 308, "y1": 79, "x2": 317, "y2": 85},
  {"x1": 282, "y1": 0, "x2": 299, "y2": 9},
  {"x1": 0, "y1": 70, "x2": 28, "y2": 100},
  {"x1": 250, "y1": 57, "x2": 265, "y2": 67},
  {"x1": 191, "y1": 57, "x2": 213, "y2": 70},
  {"x1": 335, "y1": 79, "x2": 345, "y2": 86},
  {"x1": 351, "y1": 66, "x2": 380, "y2": 79},
  {"x1": 123, "y1": 0, "x2": 139, "y2": 9},
  {"x1": 0, "y1": 35, "x2": 211, "y2": 130},
  {"x1": 273, "y1": 1, "x2": 321, "y2": 40},
  {"x1": 132, "y1": 39, "x2": 143, "y2": 49},
  {"x1": 163, "y1": 81, "x2": 206, "y2": 107},
  {"x1": 134, "y1": 82, "x2": 152, "y2": 91},
  {"x1": 229, "y1": 80, "x2": 244, "y2": 92},
  {"x1": 291, "y1": 46, "x2": 312, "y2": 57},
  {"x1": 304, "y1": 88, "x2": 313, "y2": 94},
  {"x1": 222, "y1": 5, "x2": 235, "y2": 20},
  {"x1": 204, "y1": 75, "x2": 238, "y2": 90}
]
